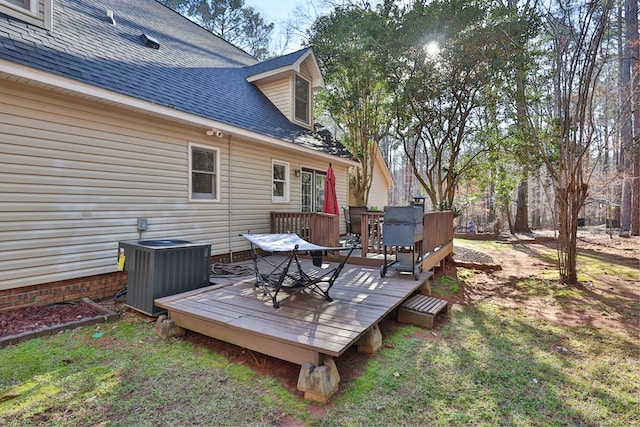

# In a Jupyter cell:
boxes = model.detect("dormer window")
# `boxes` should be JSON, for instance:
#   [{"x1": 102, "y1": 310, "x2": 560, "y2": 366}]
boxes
[
  {"x1": 2, "y1": 0, "x2": 36, "y2": 15},
  {"x1": 246, "y1": 48, "x2": 323, "y2": 129},
  {"x1": 0, "y1": 0, "x2": 52, "y2": 30},
  {"x1": 294, "y1": 75, "x2": 310, "y2": 125}
]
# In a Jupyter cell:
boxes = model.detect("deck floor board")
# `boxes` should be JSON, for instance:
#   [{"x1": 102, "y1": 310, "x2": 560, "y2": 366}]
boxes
[{"x1": 156, "y1": 257, "x2": 428, "y2": 364}]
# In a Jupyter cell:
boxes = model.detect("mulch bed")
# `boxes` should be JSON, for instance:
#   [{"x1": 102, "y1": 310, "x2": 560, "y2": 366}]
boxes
[{"x1": 0, "y1": 301, "x2": 103, "y2": 338}]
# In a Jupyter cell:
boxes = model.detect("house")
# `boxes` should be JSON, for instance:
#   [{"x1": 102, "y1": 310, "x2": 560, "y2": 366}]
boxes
[{"x1": 0, "y1": 0, "x2": 361, "y2": 309}]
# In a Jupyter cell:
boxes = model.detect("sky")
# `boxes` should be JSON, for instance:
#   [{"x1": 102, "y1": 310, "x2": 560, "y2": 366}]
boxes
[
  {"x1": 244, "y1": 0, "x2": 302, "y2": 25},
  {"x1": 243, "y1": 1, "x2": 386, "y2": 53},
  {"x1": 243, "y1": 0, "x2": 325, "y2": 53},
  {"x1": 244, "y1": 1, "x2": 386, "y2": 24}
]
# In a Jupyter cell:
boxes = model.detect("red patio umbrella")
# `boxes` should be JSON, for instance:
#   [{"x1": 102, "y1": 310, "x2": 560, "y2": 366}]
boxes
[{"x1": 322, "y1": 163, "x2": 339, "y2": 215}]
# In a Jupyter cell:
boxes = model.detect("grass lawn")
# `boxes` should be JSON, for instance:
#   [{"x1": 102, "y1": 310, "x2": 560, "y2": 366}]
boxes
[{"x1": 1, "y1": 240, "x2": 638, "y2": 426}]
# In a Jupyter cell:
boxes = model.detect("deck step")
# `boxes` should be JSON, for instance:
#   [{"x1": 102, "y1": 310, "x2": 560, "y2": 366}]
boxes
[{"x1": 397, "y1": 294, "x2": 449, "y2": 329}]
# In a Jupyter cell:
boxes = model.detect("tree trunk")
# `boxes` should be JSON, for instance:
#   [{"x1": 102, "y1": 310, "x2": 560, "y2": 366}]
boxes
[
  {"x1": 619, "y1": 0, "x2": 634, "y2": 235},
  {"x1": 506, "y1": 208, "x2": 514, "y2": 235},
  {"x1": 510, "y1": 0, "x2": 532, "y2": 235},
  {"x1": 628, "y1": 0, "x2": 640, "y2": 235},
  {"x1": 531, "y1": 178, "x2": 541, "y2": 228},
  {"x1": 544, "y1": 0, "x2": 614, "y2": 285},
  {"x1": 352, "y1": 167, "x2": 364, "y2": 205},
  {"x1": 487, "y1": 178, "x2": 495, "y2": 224},
  {"x1": 514, "y1": 173, "x2": 531, "y2": 233}
]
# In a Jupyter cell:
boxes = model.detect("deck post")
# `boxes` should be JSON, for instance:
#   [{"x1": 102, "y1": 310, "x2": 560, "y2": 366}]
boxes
[
  {"x1": 418, "y1": 274, "x2": 432, "y2": 296},
  {"x1": 297, "y1": 358, "x2": 341, "y2": 403},
  {"x1": 153, "y1": 315, "x2": 185, "y2": 339},
  {"x1": 355, "y1": 323, "x2": 382, "y2": 353}
]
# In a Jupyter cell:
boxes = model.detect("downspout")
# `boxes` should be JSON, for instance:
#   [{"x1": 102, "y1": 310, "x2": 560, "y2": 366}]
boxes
[{"x1": 228, "y1": 133, "x2": 233, "y2": 263}]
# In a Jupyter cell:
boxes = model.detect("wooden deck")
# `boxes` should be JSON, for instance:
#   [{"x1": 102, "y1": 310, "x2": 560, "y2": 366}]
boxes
[{"x1": 155, "y1": 256, "x2": 430, "y2": 366}]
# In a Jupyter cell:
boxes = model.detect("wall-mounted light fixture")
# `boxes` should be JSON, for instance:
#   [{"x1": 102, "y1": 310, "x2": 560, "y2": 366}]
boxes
[
  {"x1": 294, "y1": 168, "x2": 301, "y2": 177},
  {"x1": 206, "y1": 129, "x2": 224, "y2": 138}
]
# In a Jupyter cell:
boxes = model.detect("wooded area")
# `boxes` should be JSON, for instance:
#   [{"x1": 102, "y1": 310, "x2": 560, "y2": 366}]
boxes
[
  {"x1": 160, "y1": 0, "x2": 638, "y2": 284},
  {"x1": 309, "y1": 0, "x2": 637, "y2": 285}
]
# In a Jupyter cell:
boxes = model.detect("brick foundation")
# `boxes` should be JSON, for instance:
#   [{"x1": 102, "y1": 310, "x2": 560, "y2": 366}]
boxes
[
  {"x1": 0, "y1": 271, "x2": 127, "y2": 311},
  {"x1": 0, "y1": 251, "x2": 254, "y2": 311},
  {"x1": 211, "y1": 250, "x2": 253, "y2": 264}
]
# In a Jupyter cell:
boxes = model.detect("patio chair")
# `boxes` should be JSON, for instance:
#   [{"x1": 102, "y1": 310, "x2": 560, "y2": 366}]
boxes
[
  {"x1": 242, "y1": 232, "x2": 355, "y2": 308},
  {"x1": 347, "y1": 205, "x2": 368, "y2": 242},
  {"x1": 342, "y1": 206, "x2": 352, "y2": 234}
]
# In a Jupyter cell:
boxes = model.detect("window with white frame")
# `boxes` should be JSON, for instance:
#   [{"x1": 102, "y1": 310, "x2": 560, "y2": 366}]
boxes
[
  {"x1": 0, "y1": 0, "x2": 38, "y2": 15},
  {"x1": 0, "y1": 0, "x2": 51, "y2": 30},
  {"x1": 301, "y1": 169, "x2": 326, "y2": 212},
  {"x1": 272, "y1": 161, "x2": 289, "y2": 202},
  {"x1": 189, "y1": 143, "x2": 219, "y2": 201},
  {"x1": 294, "y1": 75, "x2": 310, "y2": 125}
]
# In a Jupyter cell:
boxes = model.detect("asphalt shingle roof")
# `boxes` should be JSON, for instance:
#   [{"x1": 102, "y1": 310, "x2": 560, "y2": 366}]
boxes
[
  {"x1": 0, "y1": 0, "x2": 351, "y2": 158},
  {"x1": 245, "y1": 49, "x2": 309, "y2": 76}
]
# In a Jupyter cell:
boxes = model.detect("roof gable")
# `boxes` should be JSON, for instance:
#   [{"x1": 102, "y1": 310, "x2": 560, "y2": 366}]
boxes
[
  {"x1": 246, "y1": 48, "x2": 325, "y2": 89},
  {"x1": 0, "y1": 0, "x2": 349, "y2": 159}
]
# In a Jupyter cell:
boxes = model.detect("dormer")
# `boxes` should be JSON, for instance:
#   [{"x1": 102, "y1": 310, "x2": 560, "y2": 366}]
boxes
[
  {"x1": 246, "y1": 48, "x2": 324, "y2": 130},
  {"x1": 0, "y1": 0, "x2": 53, "y2": 31}
]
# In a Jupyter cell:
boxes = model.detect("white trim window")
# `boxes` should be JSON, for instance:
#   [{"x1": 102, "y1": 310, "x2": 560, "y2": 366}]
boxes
[
  {"x1": 0, "y1": 0, "x2": 52, "y2": 30},
  {"x1": 301, "y1": 168, "x2": 326, "y2": 212},
  {"x1": 2, "y1": 0, "x2": 35, "y2": 13},
  {"x1": 189, "y1": 143, "x2": 220, "y2": 202},
  {"x1": 294, "y1": 75, "x2": 311, "y2": 125},
  {"x1": 272, "y1": 160, "x2": 289, "y2": 202}
]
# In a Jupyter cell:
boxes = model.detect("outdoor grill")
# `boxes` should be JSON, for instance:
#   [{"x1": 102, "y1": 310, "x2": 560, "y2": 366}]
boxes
[{"x1": 380, "y1": 206, "x2": 424, "y2": 279}]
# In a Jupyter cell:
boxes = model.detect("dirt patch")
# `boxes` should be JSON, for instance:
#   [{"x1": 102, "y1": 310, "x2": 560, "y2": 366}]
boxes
[{"x1": 454, "y1": 226, "x2": 639, "y2": 333}]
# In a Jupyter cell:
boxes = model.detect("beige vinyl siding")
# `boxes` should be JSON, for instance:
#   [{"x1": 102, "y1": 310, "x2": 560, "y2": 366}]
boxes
[
  {"x1": 225, "y1": 140, "x2": 349, "y2": 244},
  {"x1": 253, "y1": 58, "x2": 316, "y2": 129},
  {"x1": 299, "y1": 62, "x2": 312, "y2": 79},
  {"x1": 255, "y1": 78, "x2": 291, "y2": 119},
  {"x1": 1, "y1": 79, "x2": 350, "y2": 290},
  {"x1": 0, "y1": 81, "x2": 231, "y2": 290},
  {"x1": 368, "y1": 160, "x2": 391, "y2": 210}
]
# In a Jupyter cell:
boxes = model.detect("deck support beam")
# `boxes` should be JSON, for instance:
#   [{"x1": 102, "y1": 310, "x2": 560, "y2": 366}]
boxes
[
  {"x1": 155, "y1": 256, "x2": 442, "y2": 403},
  {"x1": 355, "y1": 323, "x2": 382, "y2": 353},
  {"x1": 297, "y1": 358, "x2": 340, "y2": 403},
  {"x1": 153, "y1": 315, "x2": 185, "y2": 339}
]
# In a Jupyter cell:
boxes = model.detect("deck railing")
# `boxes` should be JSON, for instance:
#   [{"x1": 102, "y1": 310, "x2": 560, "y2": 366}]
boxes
[
  {"x1": 360, "y1": 211, "x2": 454, "y2": 258},
  {"x1": 360, "y1": 210, "x2": 454, "y2": 258},
  {"x1": 423, "y1": 211, "x2": 454, "y2": 252},
  {"x1": 269, "y1": 209, "x2": 454, "y2": 264},
  {"x1": 270, "y1": 212, "x2": 339, "y2": 247},
  {"x1": 271, "y1": 211, "x2": 454, "y2": 268},
  {"x1": 421, "y1": 210, "x2": 454, "y2": 271},
  {"x1": 359, "y1": 212, "x2": 385, "y2": 257}
]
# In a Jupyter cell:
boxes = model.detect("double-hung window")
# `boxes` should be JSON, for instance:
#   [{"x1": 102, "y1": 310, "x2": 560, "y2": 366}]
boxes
[
  {"x1": 272, "y1": 161, "x2": 289, "y2": 202},
  {"x1": 294, "y1": 76, "x2": 310, "y2": 125},
  {"x1": 189, "y1": 143, "x2": 219, "y2": 201}
]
